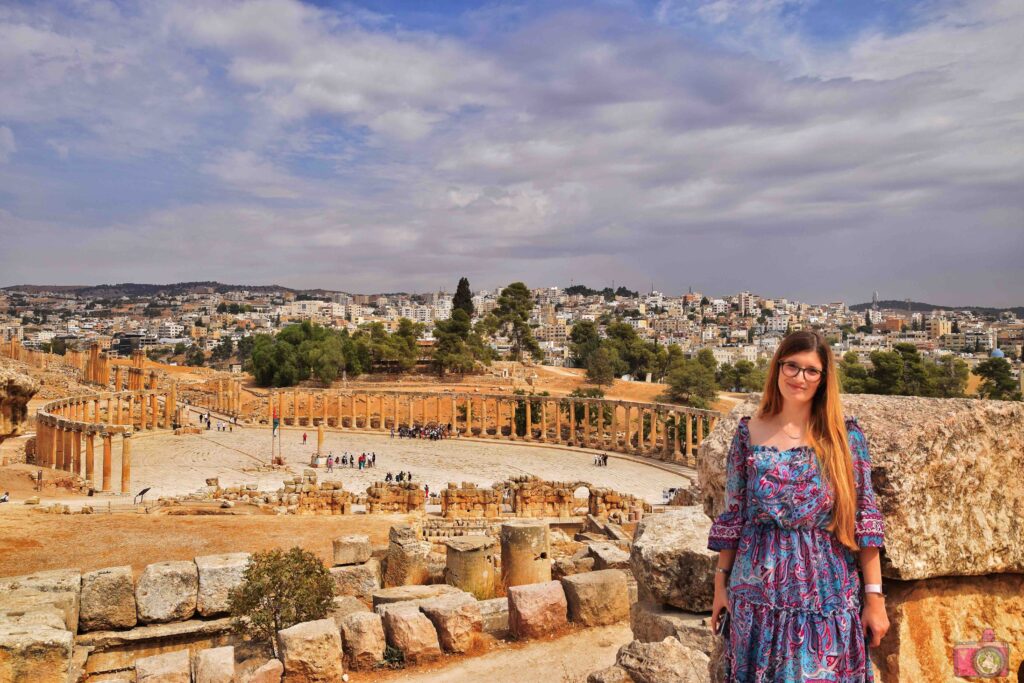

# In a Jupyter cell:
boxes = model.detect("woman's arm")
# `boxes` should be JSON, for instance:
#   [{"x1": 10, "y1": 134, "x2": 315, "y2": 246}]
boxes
[
  {"x1": 708, "y1": 425, "x2": 747, "y2": 632},
  {"x1": 848, "y1": 418, "x2": 889, "y2": 647}
]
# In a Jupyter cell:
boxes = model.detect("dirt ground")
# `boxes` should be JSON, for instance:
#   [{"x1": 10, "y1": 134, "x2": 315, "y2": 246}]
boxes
[{"x1": 0, "y1": 505, "x2": 412, "y2": 577}]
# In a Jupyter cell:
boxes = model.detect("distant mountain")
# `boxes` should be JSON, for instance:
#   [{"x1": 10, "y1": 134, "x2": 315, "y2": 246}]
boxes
[
  {"x1": 3, "y1": 282, "x2": 302, "y2": 298},
  {"x1": 850, "y1": 300, "x2": 1023, "y2": 317}
]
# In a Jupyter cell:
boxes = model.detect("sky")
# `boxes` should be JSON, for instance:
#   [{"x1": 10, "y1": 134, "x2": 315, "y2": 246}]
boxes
[{"x1": 0, "y1": 0, "x2": 1021, "y2": 306}]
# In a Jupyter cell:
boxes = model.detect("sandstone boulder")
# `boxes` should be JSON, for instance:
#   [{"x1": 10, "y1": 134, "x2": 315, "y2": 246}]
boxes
[
  {"x1": 276, "y1": 618, "x2": 344, "y2": 683},
  {"x1": 698, "y1": 395, "x2": 1024, "y2": 579},
  {"x1": 589, "y1": 543, "x2": 631, "y2": 570},
  {"x1": 630, "y1": 602, "x2": 713, "y2": 654},
  {"x1": 194, "y1": 646, "x2": 234, "y2": 683},
  {"x1": 136, "y1": 562, "x2": 198, "y2": 624},
  {"x1": 135, "y1": 650, "x2": 191, "y2": 683},
  {"x1": 370, "y1": 583, "x2": 462, "y2": 608},
  {"x1": 330, "y1": 558, "x2": 380, "y2": 601},
  {"x1": 561, "y1": 570, "x2": 630, "y2": 627},
  {"x1": 196, "y1": 553, "x2": 249, "y2": 618},
  {"x1": 0, "y1": 588, "x2": 80, "y2": 633},
  {"x1": 630, "y1": 508, "x2": 714, "y2": 612},
  {"x1": 332, "y1": 535, "x2": 371, "y2": 567},
  {"x1": 0, "y1": 622, "x2": 73, "y2": 683},
  {"x1": 383, "y1": 534, "x2": 432, "y2": 587},
  {"x1": 81, "y1": 566, "x2": 137, "y2": 632},
  {"x1": 477, "y1": 597, "x2": 509, "y2": 638},
  {"x1": 418, "y1": 592, "x2": 482, "y2": 653},
  {"x1": 0, "y1": 569, "x2": 81, "y2": 595},
  {"x1": 380, "y1": 603, "x2": 442, "y2": 664},
  {"x1": 339, "y1": 612, "x2": 385, "y2": 670},
  {"x1": 587, "y1": 665, "x2": 635, "y2": 683},
  {"x1": 242, "y1": 658, "x2": 283, "y2": 683},
  {"x1": 508, "y1": 581, "x2": 568, "y2": 640},
  {"x1": 616, "y1": 637, "x2": 710, "y2": 683},
  {"x1": 327, "y1": 596, "x2": 368, "y2": 628}
]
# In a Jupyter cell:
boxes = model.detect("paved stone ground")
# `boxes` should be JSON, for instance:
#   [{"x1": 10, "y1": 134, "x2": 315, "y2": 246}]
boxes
[{"x1": 125, "y1": 424, "x2": 688, "y2": 503}]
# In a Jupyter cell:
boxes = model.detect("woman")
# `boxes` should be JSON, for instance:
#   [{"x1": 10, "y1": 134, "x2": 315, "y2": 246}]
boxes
[{"x1": 708, "y1": 330, "x2": 888, "y2": 682}]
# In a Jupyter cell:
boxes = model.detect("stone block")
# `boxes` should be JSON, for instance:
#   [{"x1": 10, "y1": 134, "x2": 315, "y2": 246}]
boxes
[
  {"x1": 339, "y1": 612, "x2": 385, "y2": 670},
  {"x1": 332, "y1": 535, "x2": 372, "y2": 566},
  {"x1": 0, "y1": 588, "x2": 80, "y2": 633},
  {"x1": 561, "y1": 570, "x2": 630, "y2": 627},
  {"x1": 507, "y1": 581, "x2": 568, "y2": 640},
  {"x1": 135, "y1": 650, "x2": 191, "y2": 683},
  {"x1": 241, "y1": 658, "x2": 283, "y2": 683},
  {"x1": 587, "y1": 665, "x2": 634, "y2": 683},
  {"x1": 329, "y1": 558, "x2": 380, "y2": 601},
  {"x1": 276, "y1": 618, "x2": 344, "y2": 683},
  {"x1": 383, "y1": 536, "x2": 432, "y2": 587},
  {"x1": 477, "y1": 597, "x2": 509, "y2": 639},
  {"x1": 418, "y1": 593, "x2": 482, "y2": 653},
  {"x1": 195, "y1": 553, "x2": 250, "y2": 618},
  {"x1": 0, "y1": 569, "x2": 81, "y2": 595},
  {"x1": 370, "y1": 584, "x2": 463, "y2": 609},
  {"x1": 194, "y1": 646, "x2": 234, "y2": 683},
  {"x1": 699, "y1": 395, "x2": 1024, "y2": 579},
  {"x1": 630, "y1": 602, "x2": 712, "y2": 653},
  {"x1": 380, "y1": 603, "x2": 442, "y2": 664},
  {"x1": 327, "y1": 596, "x2": 368, "y2": 628},
  {"x1": 136, "y1": 561, "x2": 198, "y2": 624},
  {"x1": 629, "y1": 508, "x2": 714, "y2": 612},
  {"x1": 616, "y1": 637, "x2": 710, "y2": 683},
  {"x1": 81, "y1": 566, "x2": 137, "y2": 632},
  {"x1": 0, "y1": 623, "x2": 74, "y2": 683},
  {"x1": 588, "y1": 542, "x2": 631, "y2": 571}
]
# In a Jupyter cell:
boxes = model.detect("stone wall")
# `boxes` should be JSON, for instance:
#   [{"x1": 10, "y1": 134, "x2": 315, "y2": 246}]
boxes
[
  {"x1": 697, "y1": 394, "x2": 1024, "y2": 682},
  {"x1": 439, "y1": 476, "x2": 652, "y2": 521},
  {"x1": 365, "y1": 481, "x2": 426, "y2": 514},
  {"x1": 440, "y1": 482, "x2": 503, "y2": 519}
]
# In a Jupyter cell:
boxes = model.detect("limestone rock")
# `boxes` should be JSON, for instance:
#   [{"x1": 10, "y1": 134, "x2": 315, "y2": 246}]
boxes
[
  {"x1": 194, "y1": 646, "x2": 234, "y2": 683},
  {"x1": 0, "y1": 569, "x2": 81, "y2": 595},
  {"x1": 630, "y1": 602, "x2": 713, "y2": 654},
  {"x1": 370, "y1": 583, "x2": 462, "y2": 609},
  {"x1": 418, "y1": 592, "x2": 482, "y2": 653},
  {"x1": 0, "y1": 622, "x2": 73, "y2": 683},
  {"x1": 383, "y1": 533, "x2": 432, "y2": 587},
  {"x1": 276, "y1": 618, "x2": 344, "y2": 683},
  {"x1": 630, "y1": 508, "x2": 715, "y2": 612},
  {"x1": 871, "y1": 573, "x2": 1024, "y2": 683},
  {"x1": 135, "y1": 650, "x2": 191, "y2": 683},
  {"x1": 507, "y1": 581, "x2": 568, "y2": 640},
  {"x1": 588, "y1": 542, "x2": 631, "y2": 570},
  {"x1": 136, "y1": 562, "x2": 198, "y2": 624},
  {"x1": 195, "y1": 553, "x2": 249, "y2": 618},
  {"x1": 380, "y1": 603, "x2": 442, "y2": 664},
  {"x1": 698, "y1": 394, "x2": 1024, "y2": 579},
  {"x1": 561, "y1": 570, "x2": 630, "y2": 627},
  {"x1": 0, "y1": 366, "x2": 37, "y2": 439},
  {"x1": 477, "y1": 597, "x2": 509, "y2": 639},
  {"x1": 0, "y1": 588, "x2": 80, "y2": 633},
  {"x1": 329, "y1": 558, "x2": 380, "y2": 601},
  {"x1": 327, "y1": 596, "x2": 368, "y2": 628},
  {"x1": 339, "y1": 612, "x2": 385, "y2": 670},
  {"x1": 81, "y1": 566, "x2": 137, "y2": 632},
  {"x1": 332, "y1": 535, "x2": 371, "y2": 567},
  {"x1": 616, "y1": 637, "x2": 710, "y2": 683},
  {"x1": 588, "y1": 665, "x2": 635, "y2": 683},
  {"x1": 242, "y1": 658, "x2": 283, "y2": 683}
]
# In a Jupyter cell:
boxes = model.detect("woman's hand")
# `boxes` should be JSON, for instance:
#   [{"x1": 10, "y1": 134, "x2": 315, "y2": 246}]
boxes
[
  {"x1": 862, "y1": 595, "x2": 889, "y2": 648},
  {"x1": 710, "y1": 574, "x2": 731, "y2": 634}
]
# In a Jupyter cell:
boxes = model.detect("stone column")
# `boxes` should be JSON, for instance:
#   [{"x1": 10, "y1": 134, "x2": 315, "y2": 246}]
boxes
[
  {"x1": 500, "y1": 522, "x2": 551, "y2": 588},
  {"x1": 554, "y1": 400, "x2": 562, "y2": 443},
  {"x1": 583, "y1": 402, "x2": 591, "y2": 447},
  {"x1": 121, "y1": 432, "x2": 132, "y2": 495},
  {"x1": 569, "y1": 401, "x2": 576, "y2": 445},
  {"x1": 450, "y1": 396, "x2": 457, "y2": 432},
  {"x1": 317, "y1": 422, "x2": 324, "y2": 454},
  {"x1": 85, "y1": 431, "x2": 95, "y2": 484},
  {"x1": 540, "y1": 400, "x2": 548, "y2": 442},
  {"x1": 62, "y1": 426, "x2": 73, "y2": 471},
  {"x1": 72, "y1": 429, "x2": 82, "y2": 476},
  {"x1": 322, "y1": 392, "x2": 329, "y2": 427},
  {"x1": 465, "y1": 396, "x2": 473, "y2": 436},
  {"x1": 150, "y1": 392, "x2": 158, "y2": 429},
  {"x1": 481, "y1": 398, "x2": 488, "y2": 437},
  {"x1": 445, "y1": 536, "x2": 496, "y2": 600},
  {"x1": 114, "y1": 366, "x2": 123, "y2": 392},
  {"x1": 672, "y1": 411, "x2": 682, "y2": 461},
  {"x1": 509, "y1": 400, "x2": 517, "y2": 441},
  {"x1": 167, "y1": 383, "x2": 177, "y2": 427},
  {"x1": 129, "y1": 394, "x2": 137, "y2": 428},
  {"x1": 693, "y1": 415, "x2": 703, "y2": 467},
  {"x1": 277, "y1": 392, "x2": 285, "y2": 428},
  {"x1": 139, "y1": 394, "x2": 148, "y2": 431},
  {"x1": 685, "y1": 413, "x2": 693, "y2": 464},
  {"x1": 524, "y1": 399, "x2": 532, "y2": 441},
  {"x1": 102, "y1": 432, "x2": 112, "y2": 492},
  {"x1": 49, "y1": 424, "x2": 58, "y2": 469},
  {"x1": 291, "y1": 390, "x2": 298, "y2": 425}
]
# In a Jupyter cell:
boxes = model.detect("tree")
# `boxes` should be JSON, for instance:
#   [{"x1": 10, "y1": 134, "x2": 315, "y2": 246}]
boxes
[
  {"x1": 569, "y1": 320, "x2": 601, "y2": 368},
  {"x1": 173, "y1": 342, "x2": 187, "y2": 356},
  {"x1": 974, "y1": 357, "x2": 1022, "y2": 401},
  {"x1": 695, "y1": 348, "x2": 717, "y2": 374},
  {"x1": 452, "y1": 277, "x2": 474, "y2": 318},
  {"x1": 228, "y1": 547, "x2": 335, "y2": 658},
  {"x1": 664, "y1": 358, "x2": 719, "y2": 409},
  {"x1": 432, "y1": 309, "x2": 476, "y2": 376},
  {"x1": 211, "y1": 337, "x2": 234, "y2": 361},
  {"x1": 494, "y1": 282, "x2": 542, "y2": 361},
  {"x1": 48, "y1": 338, "x2": 67, "y2": 356},
  {"x1": 839, "y1": 351, "x2": 870, "y2": 394},
  {"x1": 929, "y1": 355, "x2": 969, "y2": 398},
  {"x1": 186, "y1": 346, "x2": 206, "y2": 367},
  {"x1": 586, "y1": 346, "x2": 616, "y2": 387}
]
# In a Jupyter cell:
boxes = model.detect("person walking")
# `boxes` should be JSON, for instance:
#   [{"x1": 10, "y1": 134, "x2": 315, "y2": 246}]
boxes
[
  {"x1": 302, "y1": 432, "x2": 307, "y2": 445},
  {"x1": 708, "y1": 330, "x2": 888, "y2": 682}
]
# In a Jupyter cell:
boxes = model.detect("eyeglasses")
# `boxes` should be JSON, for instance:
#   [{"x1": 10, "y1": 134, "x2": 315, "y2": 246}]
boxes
[{"x1": 779, "y1": 361, "x2": 823, "y2": 383}]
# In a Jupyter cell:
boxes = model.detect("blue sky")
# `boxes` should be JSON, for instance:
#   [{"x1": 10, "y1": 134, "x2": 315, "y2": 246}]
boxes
[{"x1": 0, "y1": 0, "x2": 1021, "y2": 305}]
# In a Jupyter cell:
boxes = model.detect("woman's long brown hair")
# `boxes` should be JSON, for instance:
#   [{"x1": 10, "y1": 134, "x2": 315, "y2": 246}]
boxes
[{"x1": 756, "y1": 330, "x2": 858, "y2": 551}]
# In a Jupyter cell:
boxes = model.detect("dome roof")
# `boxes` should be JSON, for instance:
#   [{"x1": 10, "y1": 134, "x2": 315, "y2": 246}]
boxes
[{"x1": 990, "y1": 348, "x2": 1005, "y2": 358}]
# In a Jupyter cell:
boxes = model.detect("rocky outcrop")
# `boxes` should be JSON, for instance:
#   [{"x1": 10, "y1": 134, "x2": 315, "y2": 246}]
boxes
[
  {"x1": 616, "y1": 636, "x2": 710, "y2": 683},
  {"x1": 630, "y1": 508, "x2": 715, "y2": 612},
  {"x1": 699, "y1": 394, "x2": 1024, "y2": 580}
]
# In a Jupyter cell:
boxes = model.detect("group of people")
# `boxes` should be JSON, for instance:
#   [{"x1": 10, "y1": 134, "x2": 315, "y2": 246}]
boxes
[
  {"x1": 392, "y1": 424, "x2": 454, "y2": 441},
  {"x1": 384, "y1": 471, "x2": 414, "y2": 483},
  {"x1": 593, "y1": 453, "x2": 610, "y2": 466},
  {"x1": 324, "y1": 452, "x2": 376, "y2": 472}
]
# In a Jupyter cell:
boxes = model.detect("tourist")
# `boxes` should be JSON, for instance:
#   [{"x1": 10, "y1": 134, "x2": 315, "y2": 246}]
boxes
[
  {"x1": 0, "y1": 491, "x2": 8, "y2": 503},
  {"x1": 302, "y1": 432, "x2": 307, "y2": 445},
  {"x1": 372, "y1": 452, "x2": 377, "y2": 467},
  {"x1": 385, "y1": 472, "x2": 393, "y2": 483},
  {"x1": 390, "y1": 427, "x2": 395, "y2": 438},
  {"x1": 424, "y1": 484, "x2": 430, "y2": 502},
  {"x1": 707, "y1": 330, "x2": 888, "y2": 680},
  {"x1": 326, "y1": 455, "x2": 333, "y2": 473},
  {"x1": 341, "y1": 454, "x2": 348, "y2": 466}
]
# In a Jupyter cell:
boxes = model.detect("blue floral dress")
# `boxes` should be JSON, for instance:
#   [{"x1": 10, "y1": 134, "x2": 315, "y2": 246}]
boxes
[{"x1": 707, "y1": 416, "x2": 885, "y2": 682}]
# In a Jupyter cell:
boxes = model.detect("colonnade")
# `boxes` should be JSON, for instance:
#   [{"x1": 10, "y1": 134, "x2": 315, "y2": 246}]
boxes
[
  {"x1": 265, "y1": 390, "x2": 718, "y2": 465},
  {"x1": 35, "y1": 385, "x2": 182, "y2": 494}
]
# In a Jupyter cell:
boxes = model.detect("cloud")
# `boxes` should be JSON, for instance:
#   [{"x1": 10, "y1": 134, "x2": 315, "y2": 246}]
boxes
[
  {"x1": 0, "y1": 0, "x2": 1021, "y2": 306},
  {"x1": 0, "y1": 126, "x2": 14, "y2": 162}
]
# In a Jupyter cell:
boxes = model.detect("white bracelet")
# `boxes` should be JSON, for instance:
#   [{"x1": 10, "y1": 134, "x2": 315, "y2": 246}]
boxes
[{"x1": 864, "y1": 583, "x2": 883, "y2": 594}]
